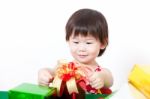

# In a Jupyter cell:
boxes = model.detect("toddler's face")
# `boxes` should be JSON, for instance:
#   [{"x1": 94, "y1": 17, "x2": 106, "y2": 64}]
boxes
[{"x1": 68, "y1": 34, "x2": 104, "y2": 65}]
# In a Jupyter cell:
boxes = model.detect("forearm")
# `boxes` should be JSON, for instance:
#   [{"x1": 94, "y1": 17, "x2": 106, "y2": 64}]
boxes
[{"x1": 101, "y1": 68, "x2": 113, "y2": 88}]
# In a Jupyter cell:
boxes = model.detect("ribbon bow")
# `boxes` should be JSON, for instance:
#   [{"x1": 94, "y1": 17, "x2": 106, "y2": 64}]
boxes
[{"x1": 51, "y1": 60, "x2": 85, "y2": 97}]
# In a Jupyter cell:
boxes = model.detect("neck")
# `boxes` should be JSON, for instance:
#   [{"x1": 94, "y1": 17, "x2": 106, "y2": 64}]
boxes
[{"x1": 73, "y1": 60, "x2": 98, "y2": 67}]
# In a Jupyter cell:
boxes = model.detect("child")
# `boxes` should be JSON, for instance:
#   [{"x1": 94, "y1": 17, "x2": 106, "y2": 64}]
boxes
[{"x1": 38, "y1": 8, "x2": 113, "y2": 94}]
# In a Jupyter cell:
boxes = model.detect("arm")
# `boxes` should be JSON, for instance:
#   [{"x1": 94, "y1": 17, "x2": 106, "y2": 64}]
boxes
[
  {"x1": 38, "y1": 59, "x2": 69, "y2": 86},
  {"x1": 100, "y1": 68, "x2": 113, "y2": 88}
]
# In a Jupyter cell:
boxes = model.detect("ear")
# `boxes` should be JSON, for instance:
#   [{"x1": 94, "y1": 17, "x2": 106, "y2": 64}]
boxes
[
  {"x1": 100, "y1": 44, "x2": 106, "y2": 49},
  {"x1": 100, "y1": 38, "x2": 108, "y2": 49}
]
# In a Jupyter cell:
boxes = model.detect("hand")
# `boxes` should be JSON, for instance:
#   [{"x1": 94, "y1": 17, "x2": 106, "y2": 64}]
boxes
[
  {"x1": 87, "y1": 71, "x2": 104, "y2": 89},
  {"x1": 38, "y1": 68, "x2": 53, "y2": 86}
]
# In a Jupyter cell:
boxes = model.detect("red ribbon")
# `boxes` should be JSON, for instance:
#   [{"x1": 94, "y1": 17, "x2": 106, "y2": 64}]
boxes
[
  {"x1": 58, "y1": 62, "x2": 77, "y2": 81},
  {"x1": 52, "y1": 61, "x2": 85, "y2": 98},
  {"x1": 51, "y1": 60, "x2": 104, "y2": 98}
]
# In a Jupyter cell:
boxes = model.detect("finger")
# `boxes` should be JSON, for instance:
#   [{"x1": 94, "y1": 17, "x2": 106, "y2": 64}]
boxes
[
  {"x1": 38, "y1": 76, "x2": 49, "y2": 86},
  {"x1": 90, "y1": 78, "x2": 99, "y2": 84},
  {"x1": 39, "y1": 81, "x2": 49, "y2": 86},
  {"x1": 91, "y1": 83, "x2": 102, "y2": 89},
  {"x1": 90, "y1": 80, "x2": 103, "y2": 89},
  {"x1": 43, "y1": 71, "x2": 53, "y2": 79},
  {"x1": 42, "y1": 71, "x2": 54, "y2": 82},
  {"x1": 42, "y1": 75, "x2": 52, "y2": 83},
  {"x1": 95, "y1": 82, "x2": 104, "y2": 89},
  {"x1": 88, "y1": 72, "x2": 98, "y2": 81}
]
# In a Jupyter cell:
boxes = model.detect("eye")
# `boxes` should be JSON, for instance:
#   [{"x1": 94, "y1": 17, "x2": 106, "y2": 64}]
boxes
[
  {"x1": 86, "y1": 42, "x2": 92, "y2": 44},
  {"x1": 73, "y1": 41, "x2": 79, "y2": 44}
]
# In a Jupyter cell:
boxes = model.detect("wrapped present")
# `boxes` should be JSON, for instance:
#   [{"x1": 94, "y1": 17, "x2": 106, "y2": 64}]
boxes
[
  {"x1": 0, "y1": 91, "x2": 9, "y2": 99},
  {"x1": 129, "y1": 83, "x2": 147, "y2": 99},
  {"x1": 51, "y1": 60, "x2": 113, "y2": 99},
  {"x1": 56, "y1": 81, "x2": 85, "y2": 99},
  {"x1": 9, "y1": 83, "x2": 56, "y2": 99},
  {"x1": 128, "y1": 64, "x2": 150, "y2": 98},
  {"x1": 51, "y1": 60, "x2": 87, "y2": 99},
  {"x1": 86, "y1": 93, "x2": 108, "y2": 99},
  {"x1": 85, "y1": 91, "x2": 115, "y2": 99}
]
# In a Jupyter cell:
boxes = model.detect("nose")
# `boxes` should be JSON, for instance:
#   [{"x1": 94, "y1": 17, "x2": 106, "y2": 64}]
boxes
[{"x1": 78, "y1": 43, "x2": 86, "y2": 52}]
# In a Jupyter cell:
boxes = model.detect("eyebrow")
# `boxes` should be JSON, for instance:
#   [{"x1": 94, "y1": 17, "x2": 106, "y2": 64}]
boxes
[{"x1": 72, "y1": 36, "x2": 96, "y2": 40}]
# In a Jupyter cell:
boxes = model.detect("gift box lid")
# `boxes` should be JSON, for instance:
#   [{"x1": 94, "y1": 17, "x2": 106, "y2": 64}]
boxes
[{"x1": 9, "y1": 83, "x2": 56, "y2": 96}]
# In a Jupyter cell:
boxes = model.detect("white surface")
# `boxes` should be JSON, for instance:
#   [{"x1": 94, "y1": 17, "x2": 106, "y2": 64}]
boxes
[
  {"x1": 110, "y1": 83, "x2": 147, "y2": 99},
  {"x1": 110, "y1": 83, "x2": 134, "y2": 99},
  {"x1": 0, "y1": 0, "x2": 150, "y2": 91}
]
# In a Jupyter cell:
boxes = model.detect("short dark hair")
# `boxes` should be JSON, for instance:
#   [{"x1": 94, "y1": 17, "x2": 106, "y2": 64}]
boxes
[{"x1": 65, "y1": 8, "x2": 108, "y2": 56}]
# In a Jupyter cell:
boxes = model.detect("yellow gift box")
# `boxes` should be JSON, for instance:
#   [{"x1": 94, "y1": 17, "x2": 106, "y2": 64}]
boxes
[
  {"x1": 129, "y1": 83, "x2": 147, "y2": 99},
  {"x1": 128, "y1": 64, "x2": 150, "y2": 98}
]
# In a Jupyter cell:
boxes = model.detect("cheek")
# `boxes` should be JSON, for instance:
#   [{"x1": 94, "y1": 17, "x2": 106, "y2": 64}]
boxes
[
  {"x1": 69, "y1": 44, "x2": 77, "y2": 53},
  {"x1": 89, "y1": 45, "x2": 100, "y2": 55}
]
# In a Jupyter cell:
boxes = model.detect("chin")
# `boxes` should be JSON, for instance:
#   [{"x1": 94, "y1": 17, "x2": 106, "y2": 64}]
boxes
[{"x1": 77, "y1": 59, "x2": 89, "y2": 64}]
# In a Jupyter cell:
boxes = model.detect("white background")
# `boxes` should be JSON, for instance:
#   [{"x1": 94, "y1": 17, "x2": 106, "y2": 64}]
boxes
[{"x1": 0, "y1": 0, "x2": 150, "y2": 91}]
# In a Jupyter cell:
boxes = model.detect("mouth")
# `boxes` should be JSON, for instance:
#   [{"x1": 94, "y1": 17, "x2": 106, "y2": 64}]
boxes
[{"x1": 78, "y1": 55, "x2": 87, "y2": 58}]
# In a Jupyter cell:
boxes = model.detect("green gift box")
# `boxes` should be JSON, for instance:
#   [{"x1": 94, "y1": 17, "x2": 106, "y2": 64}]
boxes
[
  {"x1": 86, "y1": 94, "x2": 108, "y2": 99},
  {"x1": 86, "y1": 91, "x2": 115, "y2": 99},
  {"x1": 0, "y1": 91, "x2": 9, "y2": 99},
  {"x1": 9, "y1": 83, "x2": 56, "y2": 99}
]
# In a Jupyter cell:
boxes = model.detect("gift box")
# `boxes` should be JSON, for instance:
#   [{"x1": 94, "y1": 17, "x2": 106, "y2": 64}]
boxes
[
  {"x1": 86, "y1": 94, "x2": 108, "y2": 99},
  {"x1": 86, "y1": 91, "x2": 115, "y2": 99},
  {"x1": 50, "y1": 60, "x2": 114, "y2": 99},
  {"x1": 128, "y1": 64, "x2": 150, "y2": 98},
  {"x1": 51, "y1": 61, "x2": 87, "y2": 99},
  {"x1": 129, "y1": 83, "x2": 147, "y2": 99},
  {"x1": 0, "y1": 91, "x2": 9, "y2": 99},
  {"x1": 9, "y1": 83, "x2": 56, "y2": 99},
  {"x1": 56, "y1": 80, "x2": 85, "y2": 99}
]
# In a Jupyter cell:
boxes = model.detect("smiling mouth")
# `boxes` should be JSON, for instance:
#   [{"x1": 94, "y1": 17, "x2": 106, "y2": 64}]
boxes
[{"x1": 78, "y1": 55, "x2": 87, "y2": 58}]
